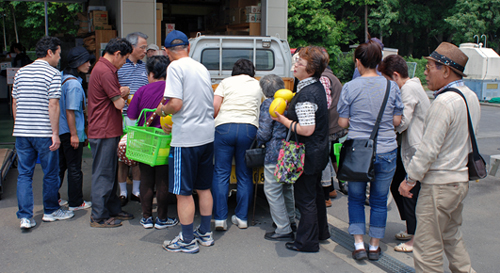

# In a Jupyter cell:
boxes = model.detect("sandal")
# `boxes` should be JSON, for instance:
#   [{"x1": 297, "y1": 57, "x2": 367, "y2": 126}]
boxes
[
  {"x1": 395, "y1": 231, "x2": 412, "y2": 240},
  {"x1": 394, "y1": 242, "x2": 413, "y2": 252}
]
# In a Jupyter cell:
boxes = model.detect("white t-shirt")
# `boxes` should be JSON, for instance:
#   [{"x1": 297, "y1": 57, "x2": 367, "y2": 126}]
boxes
[
  {"x1": 214, "y1": 74, "x2": 264, "y2": 128},
  {"x1": 164, "y1": 57, "x2": 214, "y2": 147}
]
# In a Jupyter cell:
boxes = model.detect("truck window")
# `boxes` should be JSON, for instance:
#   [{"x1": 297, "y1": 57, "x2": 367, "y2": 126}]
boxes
[{"x1": 201, "y1": 49, "x2": 274, "y2": 71}]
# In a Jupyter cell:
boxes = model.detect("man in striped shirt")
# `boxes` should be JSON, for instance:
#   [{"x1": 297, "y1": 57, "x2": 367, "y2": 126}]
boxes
[
  {"x1": 12, "y1": 36, "x2": 74, "y2": 230},
  {"x1": 116, "y1": 32, "x2": 149, "y2": 206}
]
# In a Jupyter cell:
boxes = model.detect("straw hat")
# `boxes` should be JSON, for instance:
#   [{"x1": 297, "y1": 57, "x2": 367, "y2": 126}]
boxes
[{"x1": 424, "y1": 42, "x2": 468, "y2": 77}]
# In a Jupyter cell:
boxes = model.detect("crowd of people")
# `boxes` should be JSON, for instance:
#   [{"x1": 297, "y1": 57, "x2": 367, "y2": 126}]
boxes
[{"x1": 11, "y1": 30, "x2": 479, "y2": 272}]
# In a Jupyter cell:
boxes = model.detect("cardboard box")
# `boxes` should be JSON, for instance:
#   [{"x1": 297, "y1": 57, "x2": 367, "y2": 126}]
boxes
[
  {"x1": 92, "y1": 24, "x2": 112, "y2": 31},
  {"x1": 245, "y1": 5, "x2": 261, "y2": 14},
  {"x1": 249, "y1": 22, "x2": 260, "y2": 36},
  {"x1": 230, "y1": 0, "x2": 257, "y2": 8},
  {"x1": 246, "y1": 13, "x2": 261, "y2": 23},
  {"x1": 229, "y1": 8, "x2": 246, "y2": 24},
  {"x1": 91, "y1": 11, "x2": 108, "y2": 26}
]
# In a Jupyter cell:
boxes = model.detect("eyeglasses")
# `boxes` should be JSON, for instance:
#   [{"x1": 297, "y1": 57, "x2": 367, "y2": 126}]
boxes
[
  {"x1": 138, "y1": 45, "x2": 148, "y2": 50},
  {"x1": 294, "y1": 62, "x2": 306, "y2": 67},
  {"x1": 425, "y1": 63, "x2": 442, "y2": 70}
]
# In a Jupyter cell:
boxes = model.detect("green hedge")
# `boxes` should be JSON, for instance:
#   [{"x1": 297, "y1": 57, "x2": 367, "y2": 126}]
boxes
[{"x1": 403, "y1": 56, "x2": 427, "y2": 85}]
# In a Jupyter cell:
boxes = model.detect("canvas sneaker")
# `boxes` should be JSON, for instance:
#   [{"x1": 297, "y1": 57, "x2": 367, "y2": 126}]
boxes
[
  {"x1": 20, "y1": 218, "x2": 36, "y2": 229},
  {"x1": 214, "y1": 219, "x2": 227, "y2": 231},
  {"x1": 140, "y1": 217, "x2": 154, "y2": 229},
  {"x1": 42, "y1": 208, "x2": 74, "y2": 222},
  {"x1": 154, "y1": 217, "x2": 179, "y2": 229},
  {"x1": 69, "y1": 201, "x2": 92, "y2": 211},
  {"x1": 231, "y1": 215, "x2": 248, "y2": 229},
  {"x1": 162, "y1": 232, "x2": 199, "y2": 254},
  {"x1": 193, "y1": 226, "x2": 214, "y2": 247},
  {"x1": 58, "y1": 199, "x2": 68, "y2": 206}
]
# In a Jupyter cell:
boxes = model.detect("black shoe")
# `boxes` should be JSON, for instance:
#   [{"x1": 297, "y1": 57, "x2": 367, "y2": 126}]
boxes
[
  {"x1": 130, "y1": 194, "x2": 141, "y2": 203},
  {"x1": 120, "y1": 195, "x2": 128, "y2": 207},
  {"x1": 338, "y1": 182, "x2": 348, "y2": 195},
  {"x1": 90, "y1": 217, "x2": 122, "y2": 228},
  {"x1": 285, "y1": 242, "x2": 300, "y2": 252},
  {"x1": 112, "y1": 211, "x2": 134, "y2": 220},
  {"x1": 264, "y1": 231, "x2": 294, "y2": 241},
  {"x1": 368, "y1": 247, "x2": 381, "y2": 260},
  {"x1": 352, "y1": 249, "x2": 368, "y2": 260}
]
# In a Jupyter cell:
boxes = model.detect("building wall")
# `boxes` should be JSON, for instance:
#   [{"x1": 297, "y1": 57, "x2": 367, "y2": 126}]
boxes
[
  {"x1": 263, "y1": 0, "x2": 288, "y2": 40},
  {"x1": 121, "y1": 0, "x2": 156, "y2": 44}
]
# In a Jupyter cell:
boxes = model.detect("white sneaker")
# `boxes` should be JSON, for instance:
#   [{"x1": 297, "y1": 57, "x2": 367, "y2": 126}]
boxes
[
  {"x1": 58, "y1": 199, "x2": 68, "y2": 206},
  {"x1": 214, "y1": 219, "x2": 227, "y2": 231},
  {"x1": 42, "y1": 208, "x2": 74, "y2": 222},
  {"x1": 231, "y1": 215, "x2": 248, "y2": 229},
  {"x1": 69, "y1": 201, "x2": 92, "y2": 211},
  {"x1": 20, "y1": 218, "x2": 36, "y2": 229}
]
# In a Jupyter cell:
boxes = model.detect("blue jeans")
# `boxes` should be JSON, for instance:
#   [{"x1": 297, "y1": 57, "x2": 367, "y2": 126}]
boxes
[
  {"x1": 16, "y1": 137, "x2": 60, "y2": 219},
  {"x1": 348, "y1": 148, "x2": 397, "y2": 239},
  {"x1": 212, "y1": 123, "x2": 257, "y2": 221}
]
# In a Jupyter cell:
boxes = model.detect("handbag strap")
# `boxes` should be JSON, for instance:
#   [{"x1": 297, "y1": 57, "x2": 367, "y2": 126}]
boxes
[
  {"x1": 369, "y1": 79, "x2": 392, "y2": 140},
  {"x1": 439, "y1": 87, "x2": 481, "y2": 160},
  {"x1": 285, "y1": 121, "x2": 300, "y2": 142},
  {"x1": 145, "y1": 97, "x2": 167, "y2": 127}
]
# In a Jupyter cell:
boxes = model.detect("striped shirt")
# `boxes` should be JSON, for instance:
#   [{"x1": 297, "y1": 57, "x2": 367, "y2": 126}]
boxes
[
  {"x1": 12, "y1": 60, "x2": 61, "y2": 137},
  {"x1": 117, "y1": 59, "x2": 148, "y2": 113}
]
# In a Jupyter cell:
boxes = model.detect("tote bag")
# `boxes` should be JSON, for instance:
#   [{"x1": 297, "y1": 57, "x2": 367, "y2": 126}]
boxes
[{"x1": 274, "y1": 122, "x2": 305, "y2": 184}]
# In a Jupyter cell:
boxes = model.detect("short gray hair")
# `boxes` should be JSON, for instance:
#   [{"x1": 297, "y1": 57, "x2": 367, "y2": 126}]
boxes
[
  {"x1": 168, "y1": 39, "x2": 188, "y2": 52},
  {"x1": 126, "y1": 32, "x2": 148, "y2": 46},
  {"x1": 259, "y1": 74, "x2": 285, "y2": 98}
]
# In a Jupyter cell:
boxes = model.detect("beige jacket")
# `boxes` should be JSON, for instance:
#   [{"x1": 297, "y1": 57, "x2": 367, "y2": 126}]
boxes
[
  {"x1": 396, "y1": 78, "x2": 431, "y2": 168},
  {"x1": 406, "y1": 85, "x2": 481, "y2": 184}
]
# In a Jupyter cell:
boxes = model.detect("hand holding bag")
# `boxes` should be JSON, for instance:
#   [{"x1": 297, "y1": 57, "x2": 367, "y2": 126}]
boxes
[
  {"x1": 441, "y1": 88, "x2": 487, "y2": 180},
  {"x1": 245, "y1": 139, "x2": 266, "y2": 168},
  {"x1": 274, "y1": 122, "x2": 305, "y2": 184},
  {"x1": 337, "y1": 79, "x2": 391, "y2": 182}
]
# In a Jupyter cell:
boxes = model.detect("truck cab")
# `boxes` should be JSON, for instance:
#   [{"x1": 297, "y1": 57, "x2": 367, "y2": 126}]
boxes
[{"x1": 189, "y1": 34, "x2": 293, "y2": 86}]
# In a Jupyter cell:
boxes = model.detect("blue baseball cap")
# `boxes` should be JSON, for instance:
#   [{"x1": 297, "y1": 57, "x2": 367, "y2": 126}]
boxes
[{"x1": 164, "y1": 30, "x2": 189, "y2": 48}]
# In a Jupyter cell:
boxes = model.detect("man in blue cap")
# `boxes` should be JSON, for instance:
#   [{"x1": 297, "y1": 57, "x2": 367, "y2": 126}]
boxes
[
  {"x1": 156, "y1": 30, "x2": 215, "y2": 253},
  {"x1": 57, "y1": 46, "x2": 95, "y2": 211}
]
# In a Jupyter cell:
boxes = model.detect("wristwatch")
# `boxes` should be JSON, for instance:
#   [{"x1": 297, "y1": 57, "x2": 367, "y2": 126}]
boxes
[{"x1": 406, "y1": 177, "x2": 417, "y2": 187}]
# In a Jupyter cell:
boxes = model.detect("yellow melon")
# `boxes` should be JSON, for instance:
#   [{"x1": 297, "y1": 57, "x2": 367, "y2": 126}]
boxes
[
  {"x1": 269, "y1": 98, "x2": 287, "y2": 118},
  {"x1": 274, "y1": 89, "x2": 294, "y2": 103},
  {"x1": 160, "y1": 115, "x2": 173, "y2": 127}
]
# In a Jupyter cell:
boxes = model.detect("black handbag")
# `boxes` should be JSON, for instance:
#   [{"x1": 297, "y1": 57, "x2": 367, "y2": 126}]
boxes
[
  {"x1": 245, "y1": 138, "x2": 266, "y2": 169},
  {"x1": 441, "y1": 88, "x2": 487, "y2": 181},
  {"x1": 337, "y1": 79, "x2": 391, "y2": 182}
]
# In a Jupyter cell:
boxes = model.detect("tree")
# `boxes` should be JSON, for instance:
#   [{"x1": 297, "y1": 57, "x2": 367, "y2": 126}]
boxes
[
  {"x1": 1, "y1": 1, "x2": 81, "y2": 52},
  {"x1": 445, "y1": 0, "x2": 500, "y2": 51}
]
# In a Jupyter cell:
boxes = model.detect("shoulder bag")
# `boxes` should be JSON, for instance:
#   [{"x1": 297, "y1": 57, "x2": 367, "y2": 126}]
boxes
[
  {"x1": 274, "y1": 122, "x2": 305, "y2": 184},
  {"x1": 337, "y1": 79, "x2": 391, "y2": 182},
  {"x1": 441, "y1": 87, "x2": 487, "y2": 181},
  {"x1": 245, "y1": 138, "x2": 266, "y2": 169}
]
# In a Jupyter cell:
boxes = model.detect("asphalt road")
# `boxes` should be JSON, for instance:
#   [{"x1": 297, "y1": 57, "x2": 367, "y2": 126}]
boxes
[{"x1": 1, "y1": 105, "x2": 499, "y2": 273}]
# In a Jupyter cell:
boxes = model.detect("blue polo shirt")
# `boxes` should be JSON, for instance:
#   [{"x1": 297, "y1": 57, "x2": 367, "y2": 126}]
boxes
[
  {"x1": 59, "y1": 72, "x2": 87, "y2": 141},
  {"x1": 117, "y1": 59, "x2": 149, "y2": 114}
]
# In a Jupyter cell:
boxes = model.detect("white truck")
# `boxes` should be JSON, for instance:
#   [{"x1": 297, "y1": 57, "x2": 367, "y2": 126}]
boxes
[{"x1": 189, "y1": 34, "x2": 294, "y2": 89}]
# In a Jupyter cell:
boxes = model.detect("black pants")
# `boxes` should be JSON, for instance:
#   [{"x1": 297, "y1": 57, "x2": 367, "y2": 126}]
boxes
[
  {"x1": 294, "y1": 172, "x2": 330, "y2": 251},
  {"x1": 58, "y1": 133, "x2": 84, "y2": 207},
  {"x1": 138, "y1": 163, "x2": 171, "y2": 219},
  {"x1": 89, "y1": 137, "x2": 122, "y2": 220},
  {"x1": 390, "y1": 146, "x2": 420, "y2": 235}
]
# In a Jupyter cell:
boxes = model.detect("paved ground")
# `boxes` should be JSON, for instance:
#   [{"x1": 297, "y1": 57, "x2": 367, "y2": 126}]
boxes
[{"x1": 0, "y1": 103, "x2": 499, "y2": 273}]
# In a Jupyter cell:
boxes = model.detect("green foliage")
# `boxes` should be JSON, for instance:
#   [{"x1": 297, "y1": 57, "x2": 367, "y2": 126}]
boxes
[
  {"x1": 332, "y1": 50, "x2": 355, "y2": 84},
  {"x1": 0, "y1": 1, "x2": 81, "y2": 51},
  {"x1": 445, "y1": 0, "x2": 500, "y2": 51},
  {"x1": 403, "y1": 55, "x2": 427, "y2": 85}
]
